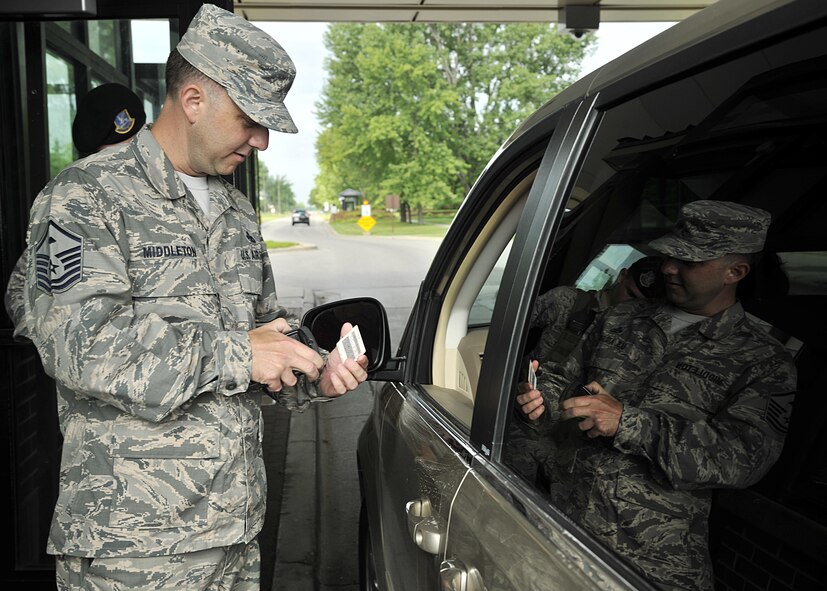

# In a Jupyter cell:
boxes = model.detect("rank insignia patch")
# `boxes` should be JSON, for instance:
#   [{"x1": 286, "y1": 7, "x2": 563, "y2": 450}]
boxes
[
  {"x1": 765, "y1": 391, "x2": 795, "y2": 435},
  {"x1": 114, "y1": 108, "x2": 136, "y2": 135},
  {"x1": 35, "y1": 220, "x2": 84, "y2": 293}
]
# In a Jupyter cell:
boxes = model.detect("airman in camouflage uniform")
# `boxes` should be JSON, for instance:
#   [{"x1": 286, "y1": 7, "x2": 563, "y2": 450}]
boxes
[
  {"x1": 7, "y1": 5, "x2": 368, "y2": 589},
  {"x1": 506, "y1": 256, "x2": 663, "y2": 483},
  {"x1": 517, "y1": 201, "x2": 796, "y2": 590}
]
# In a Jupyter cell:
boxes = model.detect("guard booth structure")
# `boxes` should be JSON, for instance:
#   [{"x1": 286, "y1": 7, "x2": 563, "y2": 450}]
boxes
[
  {"x1": 0, "y1": 1, "x2": 261, "y2": 587},
  {"x1": 338, "y1": 187, "x2": 362, "y2": 211}
]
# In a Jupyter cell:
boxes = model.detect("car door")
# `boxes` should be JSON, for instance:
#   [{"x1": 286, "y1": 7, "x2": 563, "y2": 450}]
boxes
[
  {"x1": 360, "y1": 96, "x2": 649, "y2": 590},
  {"x1": 356, "y1": 4, "x2": 827, "y2": 591},
  {"x1": 491, "y1": 13, "x2": 827, "y2": 591}
]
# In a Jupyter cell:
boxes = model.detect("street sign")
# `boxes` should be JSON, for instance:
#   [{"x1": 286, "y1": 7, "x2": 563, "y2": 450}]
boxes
[{"x1": 357, "y1": 216, "x2": 376, "y2": 233}]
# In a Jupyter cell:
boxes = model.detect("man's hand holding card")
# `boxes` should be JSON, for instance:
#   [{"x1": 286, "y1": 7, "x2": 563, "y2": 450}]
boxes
[{"x1": 319, "y1": 322, "x2": 369, "y2": 396}]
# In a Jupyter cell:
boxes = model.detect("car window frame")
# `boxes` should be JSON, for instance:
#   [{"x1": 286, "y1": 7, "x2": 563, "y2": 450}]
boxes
[
  {"x1": 469, "y1": 95, "x2": 601, "y2": 458},
  {"x1": 400, "y1": 109, "x2": 565, "y2": 388}
]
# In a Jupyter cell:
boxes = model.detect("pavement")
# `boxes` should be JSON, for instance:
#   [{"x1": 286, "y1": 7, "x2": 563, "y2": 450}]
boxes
[
  {"x1": 258, "y1": 230, "x2": 434, "y2": 590},
  {"x1": 272, "y1": 381, "x2": 374, "y2": 591},
  {"x1": 260, "y1": 282, "x2": 375, "y2": 591}
]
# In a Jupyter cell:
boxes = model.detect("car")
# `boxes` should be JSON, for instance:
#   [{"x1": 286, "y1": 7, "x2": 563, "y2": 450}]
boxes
[
  {"x1": 303, "y1": 0, "x2": 827, "y2": 589},
  {"x1": 292, "y1": 208, "x2": 310, "y2": 225}
]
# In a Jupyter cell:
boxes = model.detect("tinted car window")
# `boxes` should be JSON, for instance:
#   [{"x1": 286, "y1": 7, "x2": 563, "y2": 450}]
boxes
[{"x1": 504, "y1": 23, "x2": 827, "y2": 589}]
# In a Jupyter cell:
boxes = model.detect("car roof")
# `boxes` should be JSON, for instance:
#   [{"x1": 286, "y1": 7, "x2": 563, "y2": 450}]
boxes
[{"x1": 508, "y1": 0, "x2": 827, "y2": 146}]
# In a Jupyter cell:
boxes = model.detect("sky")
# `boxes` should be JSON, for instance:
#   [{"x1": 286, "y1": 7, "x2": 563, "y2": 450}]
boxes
[{"x1": 256, "y1": 21, "x2": 676, "y2": 206}]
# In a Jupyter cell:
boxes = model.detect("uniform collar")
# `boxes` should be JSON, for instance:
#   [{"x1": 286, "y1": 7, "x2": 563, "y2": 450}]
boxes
[
  {"x1": 695, "y1": 300, "x2": 745, "y2": 340},
  {"x1": 647, "y1": 300, "x2": 745, "y2": 340},
  {"x1": 207, "y1": 176, "x2": 239, "y2": 216},
  {"x1": 132, "y1": 125, "x2": 239, "y2": 213},
  {"x1": 133, "y1": 126, "x2": 187, "y2": 201},
  {"x1": 629, "y1": 299, "x2": 745, "y2": 340}
]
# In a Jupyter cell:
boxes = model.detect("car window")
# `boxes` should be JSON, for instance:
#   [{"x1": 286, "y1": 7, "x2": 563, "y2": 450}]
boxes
[
  {"x1": 775, "y1": 252, "x2": 827, "y2": 295},
  {"x1": 502, "y1": 25, "x2": 827, "y2": 590},
  {"x1": 573, "y1": 244, "x2": 648, "y2": 292},
  {"x1": 425, "y1": 166, "x2": 540, "y2": 429},
  {"x1": 468, "y1": 239, "x2": 513, "y2": 328}
]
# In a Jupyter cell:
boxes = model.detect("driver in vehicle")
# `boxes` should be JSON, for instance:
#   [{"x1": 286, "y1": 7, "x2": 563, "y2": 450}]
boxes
[
  {"x1": 516, "y1": 201, "x2": 797, "y2": 590},
  {"x1": 507, "y1": 255, "x2": 664, "y2": 483}
]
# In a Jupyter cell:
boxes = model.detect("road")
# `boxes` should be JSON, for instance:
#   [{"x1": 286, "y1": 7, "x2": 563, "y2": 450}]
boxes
[
  {"x1": 260, "y1": 215, "x2": 442, "y2": 591},
  {"x1": 263, "y1": 215, "x2": 442, "y2": 350}
]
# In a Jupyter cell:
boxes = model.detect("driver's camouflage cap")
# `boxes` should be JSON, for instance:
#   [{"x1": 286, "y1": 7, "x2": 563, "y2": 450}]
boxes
[
  {"x1": 649, "y1": 200, "x2": 770, "y2": 262},
  {"x1": 176, "y1": 3, "x2": 298, "y2": 133}
]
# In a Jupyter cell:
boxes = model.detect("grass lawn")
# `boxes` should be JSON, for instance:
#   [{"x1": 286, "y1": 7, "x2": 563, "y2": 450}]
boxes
[
  {"x1": 329, "y1": 215, "x2": 452, "y2": 238},
  {"x1": 258, "y1": 210, "x2": 452, "y2": 240},
  {"x1": 260, "y1": 212, "x2": 288, "y2": 224},
  {"x1": 265, "y1": 240, "x2": 298, "y2": 249}
]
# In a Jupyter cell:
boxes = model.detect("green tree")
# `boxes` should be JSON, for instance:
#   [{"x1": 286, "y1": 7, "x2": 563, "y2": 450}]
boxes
[
  {"x1": 423, "y1": 23, "x2": 591, "y2": 194},
  {"x1": 257, "y1": 160, "x2": 297, "y2": 213},
  {"x1": 313, "y1": 23, "x2": 593, "y2": 216}
]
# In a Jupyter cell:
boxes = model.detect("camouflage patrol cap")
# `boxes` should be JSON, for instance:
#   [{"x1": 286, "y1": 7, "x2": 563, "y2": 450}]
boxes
[
  {"x1": 176, "y1": 3, "x2": 297, "y2": 133},
  {"x1": 649, "y1": 201, "x2": 770, "y2": 262}
]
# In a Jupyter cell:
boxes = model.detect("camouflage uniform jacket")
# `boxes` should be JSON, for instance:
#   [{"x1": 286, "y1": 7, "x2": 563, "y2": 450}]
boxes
[
  {"x1": 536, "y1": 299, "x2": 796, "y2": 589},
  {"x1": 529, "y1": 286, "x2": 611, "y2": 364},
  {"x1": 20, "y1": 126, "x2": 311, "y2": 558}
]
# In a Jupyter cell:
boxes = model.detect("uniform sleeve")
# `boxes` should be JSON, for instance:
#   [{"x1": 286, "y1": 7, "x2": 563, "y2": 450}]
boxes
[
  {"x1": 4, "y1": 251, "x2": 30, "y2": 341},
  {"x1": 250, "y1": 211, "x2": 286, "y2": 326},
  {"x1": 613, "y1": 355, "x2": 796, "y2": 490},
  {"x1": 26, "y1": 169, "x2": 251, "y2": 422},
  {"x1": 534, "y1": 312, "x2": 603, "y2": 423}
]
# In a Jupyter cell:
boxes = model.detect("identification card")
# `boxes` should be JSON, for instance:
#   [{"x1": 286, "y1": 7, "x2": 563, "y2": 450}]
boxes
[{"x1": 336, "y1": 325, "x2": 366, "y2": 361}]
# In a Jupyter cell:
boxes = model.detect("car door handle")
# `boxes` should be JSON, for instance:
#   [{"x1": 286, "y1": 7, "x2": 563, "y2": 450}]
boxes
[
  {"x1": 405, "y1": 498, "x2": 445, "y2": 554},
  {"x1": 439, "y1": 559, "x2": 486, "y2": 591}
]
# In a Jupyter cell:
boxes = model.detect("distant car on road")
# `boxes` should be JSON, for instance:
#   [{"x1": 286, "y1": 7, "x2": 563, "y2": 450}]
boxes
[{"x1": 292, "y1": 208, "x2": 310, "y2": 225}]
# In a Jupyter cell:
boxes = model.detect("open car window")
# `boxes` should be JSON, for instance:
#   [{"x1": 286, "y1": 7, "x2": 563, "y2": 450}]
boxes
[{"x1": 425, "y1": 169, "x2": 537, "y2": 429}]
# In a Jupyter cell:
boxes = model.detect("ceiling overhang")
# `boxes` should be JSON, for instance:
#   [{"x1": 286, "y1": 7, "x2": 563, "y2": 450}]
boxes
[{"x1": 233, "y1": 1, "x2": 717, "y2": 23}]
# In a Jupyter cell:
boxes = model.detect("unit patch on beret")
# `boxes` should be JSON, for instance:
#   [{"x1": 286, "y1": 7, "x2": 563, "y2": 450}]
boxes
[{"x1": 114, "y1": 109, "x2": 137, "y2": 135}]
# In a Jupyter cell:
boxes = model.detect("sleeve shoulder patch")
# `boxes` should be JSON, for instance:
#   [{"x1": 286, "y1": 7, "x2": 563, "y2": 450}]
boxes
[{"x1": 35, "y1": 219, "x2": 84, "y2": 294}]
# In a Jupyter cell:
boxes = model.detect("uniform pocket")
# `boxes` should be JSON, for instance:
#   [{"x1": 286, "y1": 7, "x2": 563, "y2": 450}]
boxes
[
  {"x1": 127, "y1": 256, "x2": 215, "y2": 297},
  {"x1": 236, "y1": 247, "x2": 264, "y2": 296},
  {"x1": 126, "y1": 256, "x2": 219, "y2": 324},
  {"x1": 211, "y1": 244, "x2": 265, "y2": 328},
  {"x1": 108, "y1": 420, "x2": 221, "y2": 530},
  {"x1": 644, "y1": 362, "x2": 733, "y2": 417},
  {"x1": 613, "y1": 472, "x2": 710, "y2": 586}
]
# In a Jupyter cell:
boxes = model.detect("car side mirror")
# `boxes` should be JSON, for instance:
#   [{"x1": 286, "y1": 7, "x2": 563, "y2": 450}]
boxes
[{"x1": 301, "y1": 297, "x2": 394, "y2": 375}]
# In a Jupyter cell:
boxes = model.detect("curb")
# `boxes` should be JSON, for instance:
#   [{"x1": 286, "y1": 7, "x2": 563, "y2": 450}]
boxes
[
  {"x1": 272, "y1": 292, "x2": 317, "y2": 591},
  {"x1": 268, "y1": 243, "x2": 318, "y2": 253},
  {"x1": 272, "y1": 405, "x2": 318, "y2": 591}
]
